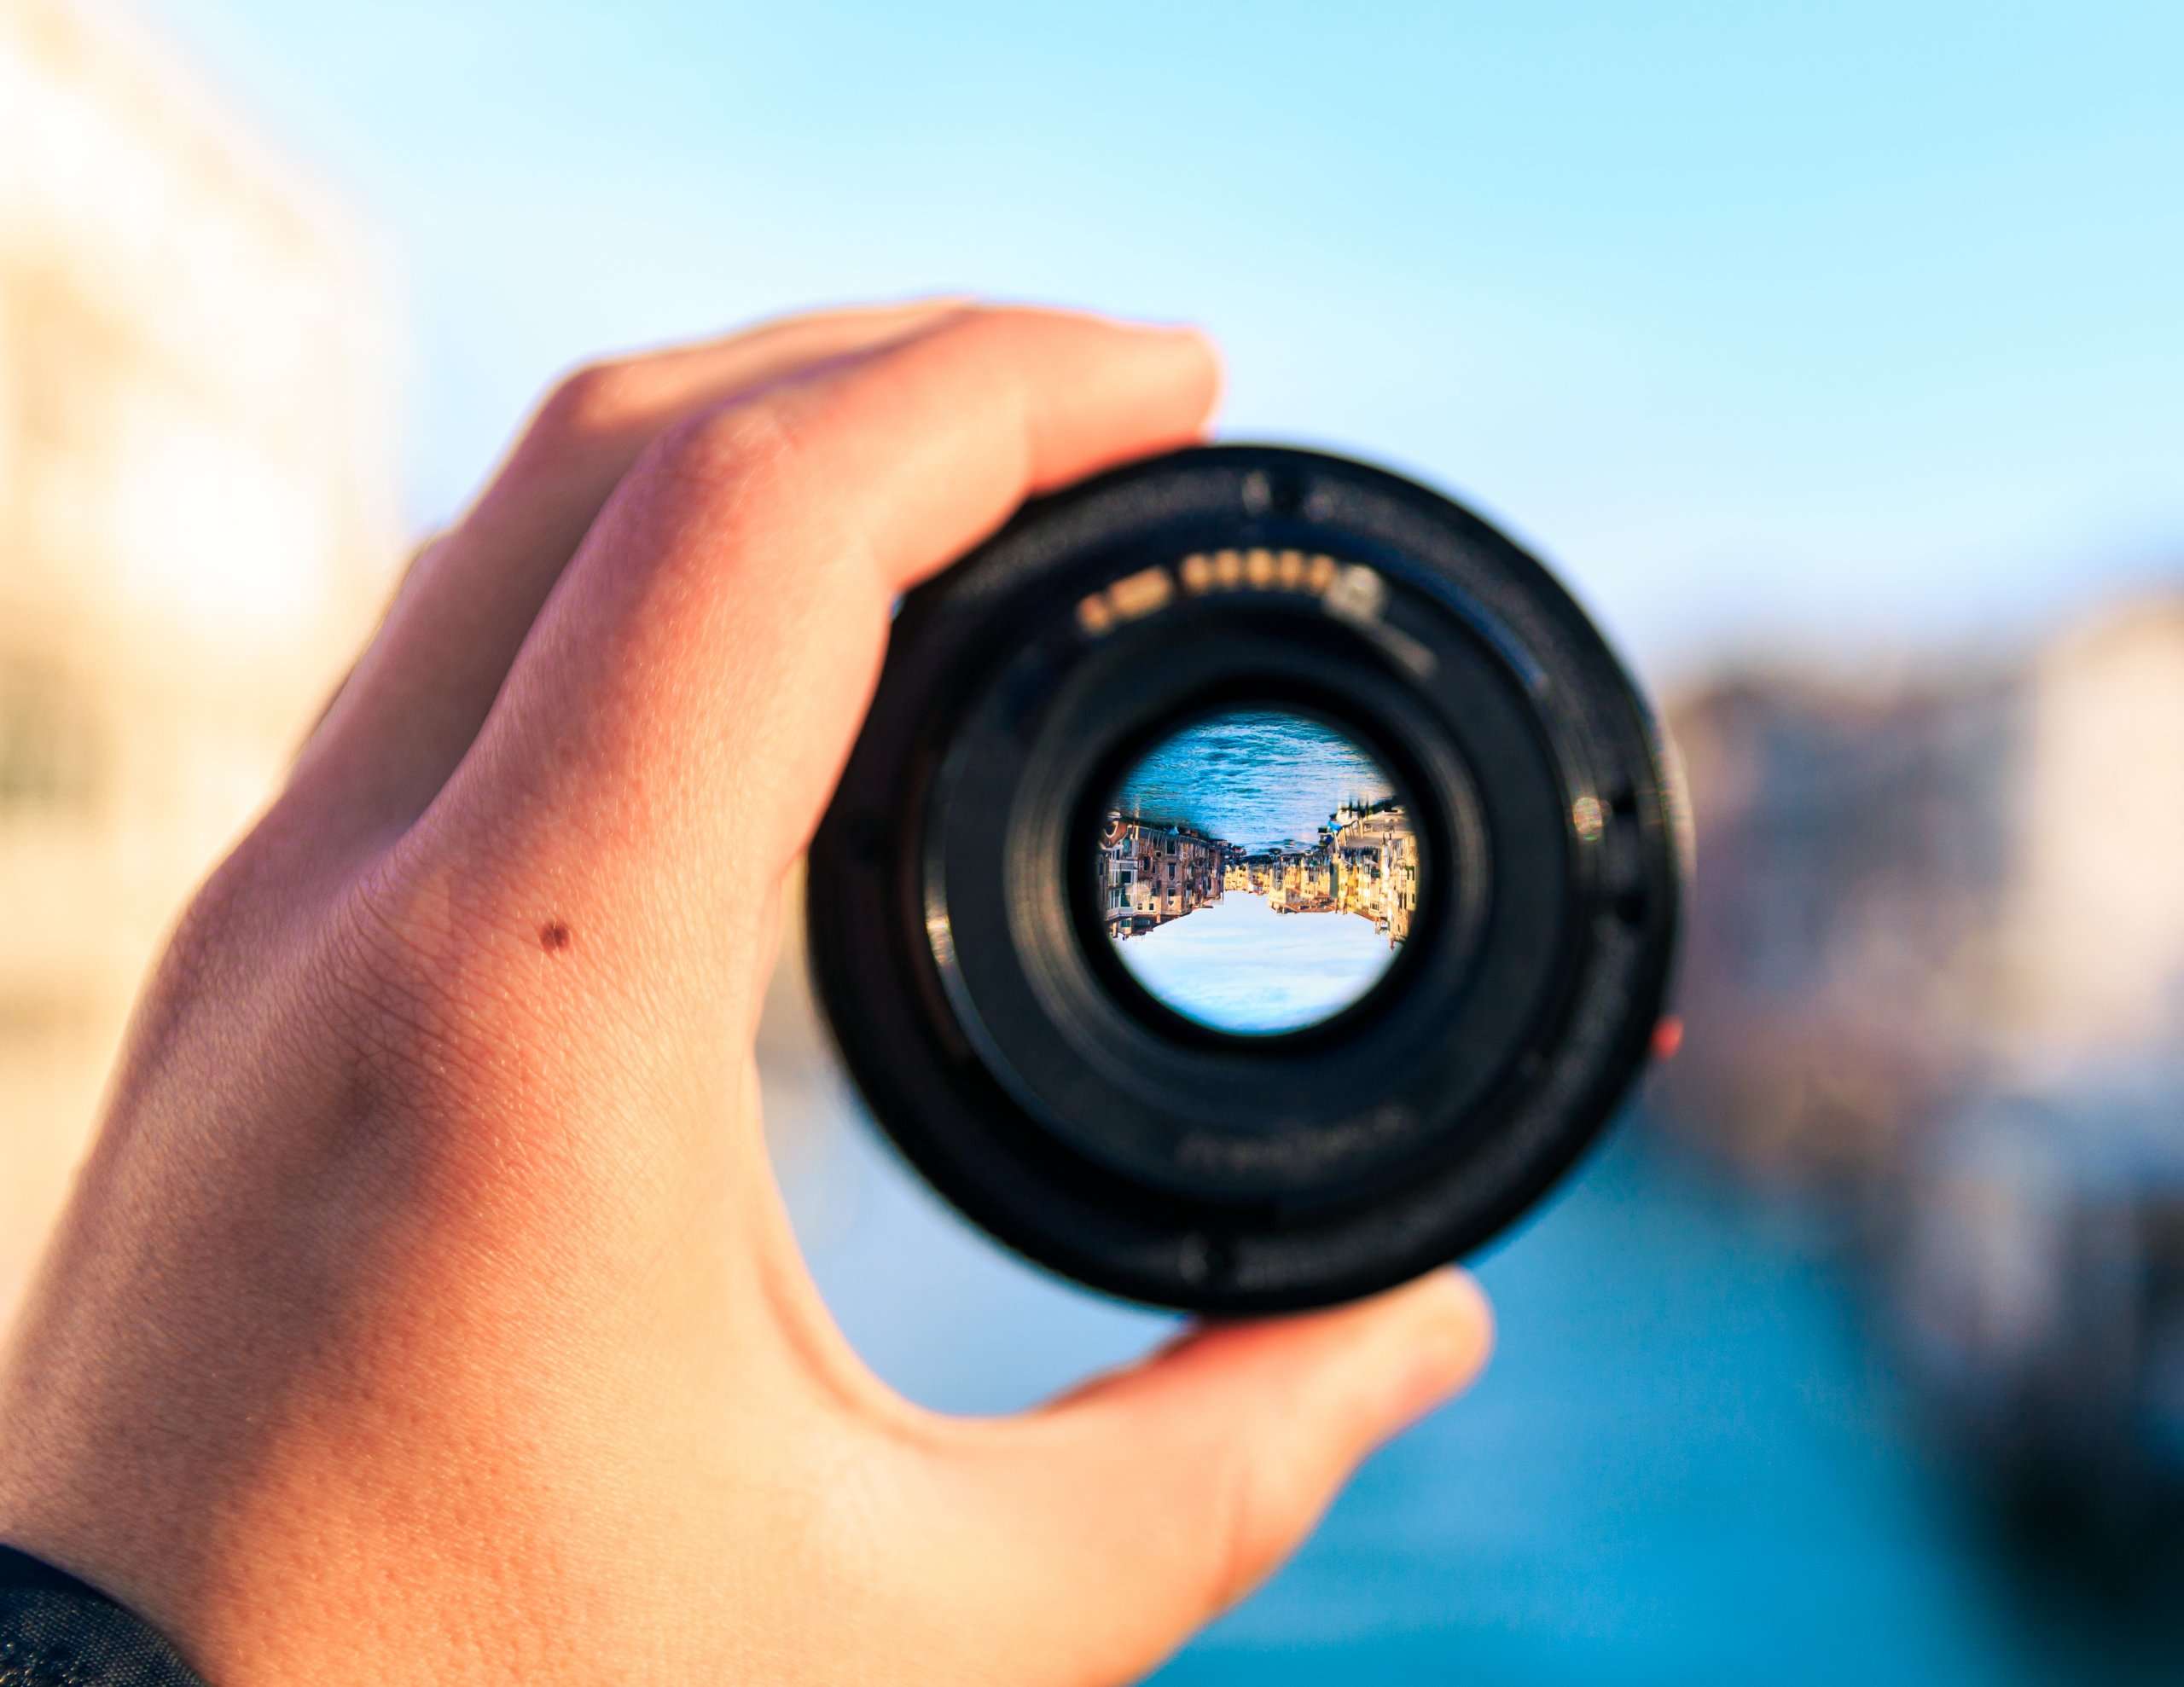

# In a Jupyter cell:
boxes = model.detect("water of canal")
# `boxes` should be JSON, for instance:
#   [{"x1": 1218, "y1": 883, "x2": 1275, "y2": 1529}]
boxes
[{"x1": 775, "y1": 1074, "x2": 2180, "y2": 1685}]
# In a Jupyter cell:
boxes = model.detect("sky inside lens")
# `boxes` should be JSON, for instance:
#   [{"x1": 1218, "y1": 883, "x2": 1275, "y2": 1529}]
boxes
[{"x1": 1113, "y1": 895, "x2": 1397, "y2": 1034}]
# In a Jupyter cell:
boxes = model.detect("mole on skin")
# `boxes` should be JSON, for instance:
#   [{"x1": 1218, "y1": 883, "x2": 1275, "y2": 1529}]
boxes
[{"x1": 540, "y1": 920, "x2": 572, "y2": 954}]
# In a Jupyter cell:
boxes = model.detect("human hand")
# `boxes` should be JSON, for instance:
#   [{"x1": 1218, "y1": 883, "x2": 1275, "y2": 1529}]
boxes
[{"x1": 0, "y1": 301, "x2": 1492, "y2": 1685}]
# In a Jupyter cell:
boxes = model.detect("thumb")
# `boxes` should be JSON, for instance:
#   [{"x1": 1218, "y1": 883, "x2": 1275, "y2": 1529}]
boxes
[{"x1": 956, "y1": 1272, "x2": 1492, "y2": 1683}]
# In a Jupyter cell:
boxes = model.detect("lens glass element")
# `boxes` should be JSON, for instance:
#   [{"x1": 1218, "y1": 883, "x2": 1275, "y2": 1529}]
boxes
[{"x1": 1095, "y1": 708, "x2": 1420, "y2": 1035}]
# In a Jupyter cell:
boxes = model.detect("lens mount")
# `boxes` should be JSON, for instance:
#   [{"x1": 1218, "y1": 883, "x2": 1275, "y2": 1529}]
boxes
[{"x1": 807, "y1": 444, "x2": 1682, "y2": 1313}]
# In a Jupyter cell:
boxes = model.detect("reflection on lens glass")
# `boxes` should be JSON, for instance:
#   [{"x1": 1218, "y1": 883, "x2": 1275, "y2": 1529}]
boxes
[{"x1": 1095, "y1": 709, "x2": 1420, "y2": 1035}]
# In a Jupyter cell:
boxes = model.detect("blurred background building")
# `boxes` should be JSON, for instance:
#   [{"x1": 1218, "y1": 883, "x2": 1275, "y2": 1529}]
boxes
[
  {"x1": 1660, "y1": 599, "x2": 2184, "y2": 1200},
  {"x1": 1658, "y1": 601, "x2": 2184, "y2": 1566},
  {"x1": 0, "y1": 0, "x2": 396, "y2": 1301},
  {"x1": 3, "y1": 0, "x2": 2181, "y2": 1680}
]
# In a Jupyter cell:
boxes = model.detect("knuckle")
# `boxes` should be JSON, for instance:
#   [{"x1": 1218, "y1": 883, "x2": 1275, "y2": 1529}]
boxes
[
  {"x1": 653, "y1": 393, "x2": 800, "y2": 479},
  {"x1": 146, "y1": 806, "x2": 345, "y2": 1015},
  {"x1": 524, "y1": 357, "x2": 648, "y2": 455},
  {"x1": 136, "y1": 840, "x2": 286, "y2": 1039},
  {"x1": 924, "y1": 303, "x2": 1042, "y2": 351},
  {"x1": 907, "y1": 304, "x2": 1077, "y2": 376},
  {"x1": 638, "y1": 394, "x2": 809, "y2": 516}
]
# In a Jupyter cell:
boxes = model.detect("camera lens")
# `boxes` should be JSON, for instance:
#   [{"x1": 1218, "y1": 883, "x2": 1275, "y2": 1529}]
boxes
[
  {"x1": 1098, "y1": 708, "x2": 1416, "y2": 1036},
  {"x1": 807, "y1": 444, "x2": 1682, "y2": 1313}
]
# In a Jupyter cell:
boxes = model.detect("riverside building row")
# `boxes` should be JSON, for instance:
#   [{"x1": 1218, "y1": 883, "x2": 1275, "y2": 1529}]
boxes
[
  {"x1": 1097, "y1": 813, "x2": 1228, "y2": 937},
  {"x1": 1107, "y1": 804, "x2": 1420, "y2": 945}
]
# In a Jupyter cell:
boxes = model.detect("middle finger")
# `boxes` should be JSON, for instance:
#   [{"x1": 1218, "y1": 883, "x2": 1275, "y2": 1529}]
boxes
[{"x1": 290, "y1": 296, "x2": 973, "y2": 843}]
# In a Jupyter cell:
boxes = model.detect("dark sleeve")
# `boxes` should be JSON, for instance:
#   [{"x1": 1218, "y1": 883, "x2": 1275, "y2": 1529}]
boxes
[{"x1": 0, "y1": 1545, "x2": 208, "y2": 1685}]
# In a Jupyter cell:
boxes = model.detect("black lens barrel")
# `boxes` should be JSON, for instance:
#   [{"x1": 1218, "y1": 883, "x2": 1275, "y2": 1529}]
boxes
[{"x1": 806, "y1": 445, "x2": 1682, "y2": 1313}]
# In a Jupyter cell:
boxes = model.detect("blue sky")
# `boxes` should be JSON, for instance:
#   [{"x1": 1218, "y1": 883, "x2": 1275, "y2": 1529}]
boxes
[
  {"x1": 142, "y1": 0, "x2": 2182, "y2": 674},
  {"x1": 1117, "y1": 893, "x2": 1397, "y2": 1035}
]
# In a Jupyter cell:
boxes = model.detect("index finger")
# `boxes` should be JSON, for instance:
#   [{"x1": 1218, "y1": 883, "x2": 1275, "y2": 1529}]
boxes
[{"x1": 416, "y1": 309, "x2": 1221, "y2": 978}]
